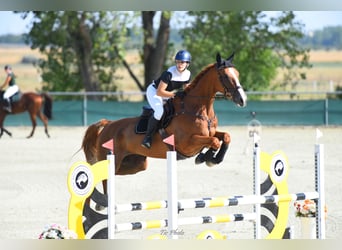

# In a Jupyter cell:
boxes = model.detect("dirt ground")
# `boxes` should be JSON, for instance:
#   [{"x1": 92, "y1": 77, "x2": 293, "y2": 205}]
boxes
[{"x1": 0, "y1": 125, "x2": 341, "y2": 239}]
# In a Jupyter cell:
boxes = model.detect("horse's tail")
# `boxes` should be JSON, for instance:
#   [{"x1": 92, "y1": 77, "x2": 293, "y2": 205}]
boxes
[
  {"x1": 41, "y1": 93, "x2": 53, "y2": 119},
  {"x1": 82, "y1": 119, "x2": 110, "y2": 164}
]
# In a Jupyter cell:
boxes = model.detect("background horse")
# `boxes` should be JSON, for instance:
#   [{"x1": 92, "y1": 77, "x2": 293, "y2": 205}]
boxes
[
  {"x1": 82, "y1": 52, "x2": 247, "y2": 183},
  {"x1": 0, "y1": 91, "x2": 53, "y2": 138}
]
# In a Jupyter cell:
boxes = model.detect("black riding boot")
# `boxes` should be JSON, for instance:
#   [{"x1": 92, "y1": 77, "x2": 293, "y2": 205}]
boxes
[
  {"x1": 3, "y1": 98, "x2": 11, "y2": 112},
  {"x1": 141, "y1": 116, "x2": 159, "y2": 149}
]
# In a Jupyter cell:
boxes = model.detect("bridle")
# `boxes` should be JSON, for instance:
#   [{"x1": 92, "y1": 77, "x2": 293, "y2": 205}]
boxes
[
  {"x1": 173, "y1": 61, "x2": 242, "y2": 133},
  {"x1": 216, "y1": 64, "x2": 241, "y2": 100}
]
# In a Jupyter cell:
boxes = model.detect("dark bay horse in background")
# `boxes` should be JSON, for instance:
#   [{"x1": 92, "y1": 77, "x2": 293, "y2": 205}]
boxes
[
  {"x1": 0, "y1": 91, "x2": 53, "y2": 138},
  {"x1": 82, "y1": 53, "x2": 247, "y2": 181}
]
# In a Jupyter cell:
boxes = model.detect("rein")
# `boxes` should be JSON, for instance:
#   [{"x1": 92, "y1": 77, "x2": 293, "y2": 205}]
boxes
[
  {"x1": 174, "y1": 98, "x2": 216, "y2": 134},
  {"x1": 183, "y1": 64, "x2": 238, "y2": 100},
  {"x1": 171, "y1": 62, "x2": 238, "y2": 134},
  {"x1": 217, "y1": 65, "x2": 239, "y2": 100}
]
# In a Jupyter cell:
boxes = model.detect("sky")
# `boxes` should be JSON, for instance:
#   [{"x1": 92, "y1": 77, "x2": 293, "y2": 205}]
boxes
[{"x1": 0, "y1": 11, "x2": 342, "y2": 35}]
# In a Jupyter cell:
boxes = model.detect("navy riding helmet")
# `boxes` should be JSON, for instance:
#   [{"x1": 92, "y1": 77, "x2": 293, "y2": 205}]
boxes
[{"x1": 175, "y1": 50, "x2": 191, "y2": 63}]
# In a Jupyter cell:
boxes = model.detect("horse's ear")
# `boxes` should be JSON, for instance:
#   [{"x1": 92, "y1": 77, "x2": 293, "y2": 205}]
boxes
[
  {"x1": 216, "y1": 53, "x2": 222, "y2": 64},
  {"x1": 227, "y1": 52, "x2": 235, "y2": 63}
]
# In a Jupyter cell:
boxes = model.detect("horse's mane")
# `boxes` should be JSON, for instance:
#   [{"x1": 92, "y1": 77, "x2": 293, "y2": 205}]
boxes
[
  {"x1": 184, "y1": 63, "x2": 215, "y2": 93},
  {"x1": 185, "y1": 63, "x2": 215, "y2": 93}
]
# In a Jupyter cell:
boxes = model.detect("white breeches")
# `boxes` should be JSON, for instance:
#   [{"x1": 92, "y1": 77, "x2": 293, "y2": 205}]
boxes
[
  {"x1": 146, "y1": 83, "x2": 169, "y2": 120},
  {"x1": 3, "y1": 85, "x2": 19, "y2": 99}
]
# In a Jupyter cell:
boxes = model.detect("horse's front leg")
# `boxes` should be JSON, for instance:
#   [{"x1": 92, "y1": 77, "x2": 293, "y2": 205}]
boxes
[
  {"x1": 190, "y1": 134, "x2": 221, "y2": 165},
  {"x1": 195, "y1": 131, "x2": 231, "y2": 166},
  {"x1": 209, "y1": 130, "x2": 231, "y2": 165},
  {"x1": 0, "y1": 127, "x2": 12, "y2": 138}
]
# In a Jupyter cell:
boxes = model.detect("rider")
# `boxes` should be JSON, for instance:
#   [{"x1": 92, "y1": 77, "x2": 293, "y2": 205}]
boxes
[
  {"x1": 141, "y1": 50, "x2": 192, "y2": 149},
  {"x1": 1, "y1": 65, "x2": 19, "y2": 113}
]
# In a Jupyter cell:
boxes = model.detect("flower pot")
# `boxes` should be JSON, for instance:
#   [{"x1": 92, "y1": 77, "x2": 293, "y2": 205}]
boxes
[{"x1": 300, "y1": 217, "x2": 316, "y2": 239}]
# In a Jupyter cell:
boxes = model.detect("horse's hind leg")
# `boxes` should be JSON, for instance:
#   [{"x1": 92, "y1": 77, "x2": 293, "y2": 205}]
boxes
[
  {"x1": 94, "y1": 180, "x2": 107, "y2": 211},
  {"x1": 27, "y1": 116, "x2": 37, "y2": 138},
  {"x1": 38, "y1": 111, "x2": 50, "y2": 138},
  {"x1": 93, "y1": 155, "x2": 148, "y2": 211},
  {"x1": 116, "y1": 155, "x2": 148, "y2": 175}
]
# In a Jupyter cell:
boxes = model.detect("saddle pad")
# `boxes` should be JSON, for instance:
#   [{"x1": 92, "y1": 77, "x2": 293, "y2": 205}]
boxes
[
  {"x1": 135, "y1": 98, "x2": 175, "y2": 134},
  {"x1": 135, "y1": 117, "x2": 149, "y2": 134},
  {"x1": 11, "y1": 92, "x2": 21, "y2": 103}
]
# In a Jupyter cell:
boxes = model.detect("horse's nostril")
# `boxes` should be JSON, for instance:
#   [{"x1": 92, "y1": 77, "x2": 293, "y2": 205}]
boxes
[{"x1": 236, "y1": 96, "x2": 246, "y2": 107}]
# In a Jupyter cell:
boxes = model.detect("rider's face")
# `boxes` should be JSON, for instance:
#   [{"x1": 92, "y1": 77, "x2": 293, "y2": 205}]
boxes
[{"x1": 175, "y1": 60, "x2": 189, "y2": 72}]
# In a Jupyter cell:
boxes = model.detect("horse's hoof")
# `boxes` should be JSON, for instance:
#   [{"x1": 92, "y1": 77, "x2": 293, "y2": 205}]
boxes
[
  {"x1": 205, "y1": 161, "x2": 216, "y2": 167},
  {"x1": 195, "y1": 153, "x2": 205, "y2": 164}
]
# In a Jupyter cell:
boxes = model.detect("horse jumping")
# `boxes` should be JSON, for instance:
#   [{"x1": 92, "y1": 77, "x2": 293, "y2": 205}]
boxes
[
  {"x1": 82, "y1": 53, "x2": 247, "y2": 179},
  {"x1": 0, "y1": 91, "x2": 53, "y2": 138}
]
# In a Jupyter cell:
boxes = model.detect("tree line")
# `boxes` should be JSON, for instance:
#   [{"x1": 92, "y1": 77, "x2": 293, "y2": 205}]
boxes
[
  {"x1": 300, "y1": 26, "x2": 342, "y2": 50},
  {"x1": 2, "y1": 11, "x2": 337, "y2": 98},
  {"x1": 2, "y1": 24, "x2": 342, "y2": 51}
]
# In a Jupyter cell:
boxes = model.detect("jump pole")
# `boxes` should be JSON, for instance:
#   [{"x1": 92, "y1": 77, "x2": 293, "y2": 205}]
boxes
[
  {"x1": 112, "y1": 144, "x2": 324, "y2": 239},
  {"x1": 315, "y1": 143, "x2": 325, "y2": 239},
  {"x1": 104, "y1": 139, "x2": 178, "y2": 239},
  {"x1": 82, "y1": 137, "x2": 324, "y2": 239},
  {"x1": 167, "y1": 150, "x2": 178, "y2": 239},
  {"x1": 253, "y1": 133, "x2": 261, "y2": 239},
  {"x1": 107, "y1": 152, "x2": 115, "y2": 239},
  {"x1": 165, "y1": 133, "x2": 263, "y2": 239},
  {"x1": 102, "y1": 139, "x2": 116, "y2": 239}
]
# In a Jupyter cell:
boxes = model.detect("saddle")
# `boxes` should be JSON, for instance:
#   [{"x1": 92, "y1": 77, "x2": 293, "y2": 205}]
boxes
[
  {"x1": 10, "y1": 91, "x2": 21, "y2": 103},
  {"x1": 135, "y1": 98, "x2": 175, "y2": 134},
  {"x1": 0, "y1": 91, "x2": 21, "y2": 104}
]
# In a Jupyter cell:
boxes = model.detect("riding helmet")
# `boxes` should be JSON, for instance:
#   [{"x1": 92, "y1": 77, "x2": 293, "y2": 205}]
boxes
[{"x1": 175, "y1": 50, "x2": 191, "y2": 63}]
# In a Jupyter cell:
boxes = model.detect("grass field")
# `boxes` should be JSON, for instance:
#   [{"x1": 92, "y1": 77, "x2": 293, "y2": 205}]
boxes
[
  {"x1": 299, "y1": 50, "x2": 342, "y2": 89},
  {"x1": 0, "y1": 45, "x2": 341, "y2": 97}
]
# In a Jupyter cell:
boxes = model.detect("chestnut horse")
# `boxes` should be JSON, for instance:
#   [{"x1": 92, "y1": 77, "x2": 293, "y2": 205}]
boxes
[
  {"x1": 82, "y1": 53, "x2": 247, "y2": 180},
  {"x1": 0, "y1": 91, "x2": 53, "y2": 138}
]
